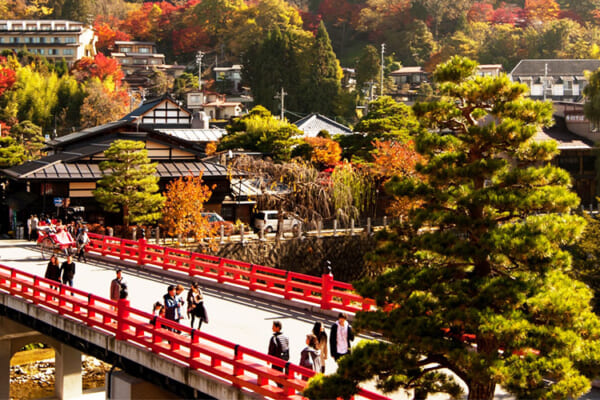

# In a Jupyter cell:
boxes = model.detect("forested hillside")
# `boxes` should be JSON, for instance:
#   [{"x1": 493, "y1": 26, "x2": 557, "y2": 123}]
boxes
[{"x1": 1, "y1": 0, "x2": 599, "y2": 70}]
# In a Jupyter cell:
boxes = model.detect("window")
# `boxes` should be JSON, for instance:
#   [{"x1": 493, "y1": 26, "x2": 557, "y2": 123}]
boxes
[
  {"x1": 120, "y1": 46, "x2": 131, "y2": 52},
  {"x1": 27, "y1": 25, "x2": 36, "y2": 31},
  {"x1": 53, "y1": 37, "x2": 61, "y2": 43},
  {"x1": 0, "y1": 24, "x2": 8, "y2": 30},
  {"x1": 64, "y1": 37, "x2": 76, "y2": 43},
  {"x1": 0, "y1": 38, "x2": 3, "y2": 44},
  {"x1": 41, "y1": 25, "x2": 51, "y2": 31},
  {"x1": 37, "y1": 49, "x2": 44, "y2": 55},
  {"x1": 9, "y1": 37, "x2": 19, "y2": 44},
  {"x1": 138, "y1": 47, "x2": 150, "y2": 54},
  {"x1": 48, "y1": 49, "x2": 59, "y2": 55},
  {"x1": 150, "y1": 59, "x2": 160, "y2": 65},
  {"x1": 564, "y1": 80, "x2": 573, "y2": 91},
  {"x1": 55, "y1": 25, "x2": 66, "y2": 31},
  {"x1": 133, "y1": 58, "x2": 148, "y2": 65},
  {"x1": 13, "y1": 25, "x2": 23, "y2": 30},
  {"x1": 63, "y1": 49, "x2": 74, "y2": 56},
  {"x1": 39, "y1": 37, "x2": 46, "y2": 43}
]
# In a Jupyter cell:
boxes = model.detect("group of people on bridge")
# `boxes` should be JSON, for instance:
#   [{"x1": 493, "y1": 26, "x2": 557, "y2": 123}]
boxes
[{"x1": 268, "y1": 312, "x2": 355, "y2": 376}]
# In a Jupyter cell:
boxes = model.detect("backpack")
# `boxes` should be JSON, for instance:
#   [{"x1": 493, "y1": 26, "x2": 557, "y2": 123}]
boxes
[{"x1": 119, "y1": 282, "x2": 128, "y2": 299}]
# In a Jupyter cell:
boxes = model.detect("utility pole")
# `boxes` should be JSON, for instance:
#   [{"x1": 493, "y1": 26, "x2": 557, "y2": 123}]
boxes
[
  {"x1": 380, "y1": 43, "x2": 385, "y2": 97},
  {"x1": 543, "y1": 62, "x2": 548, "y2": 101},
  {"x1": 274, "y1": 87, "x2": 287, "y2": 120},
  {"x1": 196, "y1": 50, "x2": 205, "y2": 90}
]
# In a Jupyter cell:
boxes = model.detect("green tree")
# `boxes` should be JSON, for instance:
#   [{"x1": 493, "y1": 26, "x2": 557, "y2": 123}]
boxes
[
  {"x1": 94, "y1": 140, "x2": 164, "y2": 229},
  {"x1": 355, "y1": 45, "x2": 380, "y2": 96},
  {"x1": 340, "y1": 96, "x2": 419, "y2": 162},
  {"x1": 584, "y1": 68, "x2": 600, "y2": 127},
  {"x1": 10, "y1": 120, "x2": 45, "y2": 160},
  {"x1": 302, "y1": 21, "x2": 343, "y2": 116},
  {"x1": 305, "y1": 56, "x2": 600, "y2": 400},
  {"x1": 569, "y1": 213, "x2": 600, "y2": 313},
  {"x1": 0, "y1": 136, "x2": 26, "y2": 167},
  {"x1": 218, "y1": 106, "x2": 301, "y2": 161}
]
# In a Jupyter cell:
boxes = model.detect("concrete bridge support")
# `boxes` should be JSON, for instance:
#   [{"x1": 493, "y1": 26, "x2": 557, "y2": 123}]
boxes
[{"x1": 0, "y1": 317, "x2": 82, "y2": 400}]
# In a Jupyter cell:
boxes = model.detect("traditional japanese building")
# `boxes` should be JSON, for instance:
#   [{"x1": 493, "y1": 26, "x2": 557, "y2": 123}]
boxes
[{"x1": 0, "y1": 95, "x2": 248, "y2": 231}]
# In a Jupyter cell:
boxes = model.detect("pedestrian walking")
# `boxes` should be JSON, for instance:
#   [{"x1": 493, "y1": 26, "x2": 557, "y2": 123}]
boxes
[
  {"x1": 330, "y1": 312, "x2": 354, "y2": 361},
  {"x1": 151, "y1": 301, "x2": 166, "y2": 327},
  {"x1": 175, "y1": 284, "x2": 185, "y2": 323},
  {"x1": 76, "y1": 227, "x2": 90, "y2": 262},
  {"x1": 312, "y1": 321, "x2": 328, "y2": 373},
  {"x1": 44, "y1": 255, "x2": 61, "y2": 289},
  {"x1": 27, "y1": 215, "x2": 32, "y2": 241},
  {"x1": 268, "y1": 320, "x2": 290, "y2": 378},
  {"x1": 187, "y1": 282, "x2": 208, "y2": 330},
  {"x1": 60, "y1": 255, "x2": 75, "y2": 287},
  {"x1": 31, "y1": 215, "x2": 39, "y2": 241},
  {"x1": 163, "y1": 285, "x2": 180, "y2": 330},
  {"x1": 110, "y1": 270, "x2": 125, "y2": 302},
  {"x1": 299, "y1": 333, "x2": 322, "y2": 376}
]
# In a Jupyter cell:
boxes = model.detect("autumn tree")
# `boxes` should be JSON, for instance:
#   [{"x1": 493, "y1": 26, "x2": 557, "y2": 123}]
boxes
[
  {"x1": 94, "y1": 140, "x2": 164, "y2": 229},
  {"x1": 161, "y1": 173, "x2": 216, "y2": 243},
  {"x1": 305, "y1": 56, "x2": 600, "y2": 400},
  {"x1": 0, "y1": 58, "x2": 16, "y2": 96},
  {"x1": 293, "y1": 136, "x2": 342, "y2": 168},
  {"x1": 80, "y1": 79, "x2": 129, "y2": 128}
]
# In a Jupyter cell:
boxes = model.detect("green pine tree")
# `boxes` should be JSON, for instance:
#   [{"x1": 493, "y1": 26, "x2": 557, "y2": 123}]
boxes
[
  {"x1": 305, "y1": 56, "x2": 600, "y2": 400},
  {"x1": 94, "y1": 140, "x2": 164, "y2": 229},
  {"x1": 303, "y1": 21, "x2": 343, "y2": 116},
  {"x1": 10, "y1": 120, "x2": 45, "y2": 160},
  {"x1": 0, "y1": 136, "x2": 26, "y2": 168}
]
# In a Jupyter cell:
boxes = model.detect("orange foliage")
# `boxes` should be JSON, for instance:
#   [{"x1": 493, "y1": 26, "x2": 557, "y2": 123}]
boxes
[
  {"x1": 371, "y1": 139, "x2": 421, "y2": 181},
  {"x1": 71, "y1": 53, "x2": 125, "y2": 87},
  {"x1": 93, "y1": 16, "x2": 131, "y2": 53},
  {"x1": 205, "y1": 141, "x2": 218, "y2": 156},
  {"x1": 305, "y1": 137, "x2": 342, "y2": 168},
  {"x1": 161, "y1": 173, "x2": 218, "y2": 244},
  {"x1": 524, "y1": 0, "x2": 560, "y2": 23}
]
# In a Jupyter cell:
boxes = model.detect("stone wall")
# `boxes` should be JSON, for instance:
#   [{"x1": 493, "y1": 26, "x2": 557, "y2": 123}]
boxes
[{"x1": 202, "y1": 234, "x2": 379, "y2": 282}]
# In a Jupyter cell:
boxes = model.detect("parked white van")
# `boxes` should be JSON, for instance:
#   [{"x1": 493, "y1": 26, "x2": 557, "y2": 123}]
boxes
[{"x1": 252, "y1": 210, "x2": 302, "y2": 233}]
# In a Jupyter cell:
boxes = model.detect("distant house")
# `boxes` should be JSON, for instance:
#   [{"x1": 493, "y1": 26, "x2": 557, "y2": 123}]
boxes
[
  {"x1": 214, "y1": 64, "x2": 242, "y2": 93},
  {"x1": 0, "y1": 19, "x2": 96, "y2": 63},
  {"x1": 111, "y1": 41, "x2": 185, "y2": 89},
  {"x1": 0, "y1": 95, "x2": 246, "y2": 230},
  {"x1": 510, "y1": 59, "x2": 600, "y2": 102},
  {"x1": 293, "y1": 113, "x2": 353, "y2": 137}
]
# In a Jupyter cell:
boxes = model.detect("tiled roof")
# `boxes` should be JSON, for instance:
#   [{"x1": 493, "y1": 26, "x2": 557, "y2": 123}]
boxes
[
  {"x1": 511, "y1": 59, "x2": 600, "y2": 77},
  {"x1": 2, "y1": 160, "x2": 230, "y2": 181},
  {"x1": 534, "y1": 116, "x2": 593, "y2": 150},
  {"x1": 293, "y1": 113, "x2": 353, "y2": 137}
]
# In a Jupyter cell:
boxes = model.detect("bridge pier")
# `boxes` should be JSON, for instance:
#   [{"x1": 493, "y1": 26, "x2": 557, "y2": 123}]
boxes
[{"x1": 0, "y1": 317, "x2": 83, "y2": 400}]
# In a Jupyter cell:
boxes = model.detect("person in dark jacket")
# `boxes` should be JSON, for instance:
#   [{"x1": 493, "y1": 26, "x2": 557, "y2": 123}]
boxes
[
  {"x1": 44, "y1": 255, "x2": 61, "y2": 289},
  {"x1": 60, "y1": 255, "x2": 76, "y2": 287},
  {"x1": 163, "y1": 285, "x2": 179, "y2": 322},
  {"x1": 187, "y1": 282, "x2": 208, "y2": 330},
  {"x1": 268, "y1": 320, "x2": 290, "y2": 380},
  {"x1": 300, "y1": 333, "x2": 322, "y2": 376},
  {"x1": 329, "y1": 312, "x2": 354, "y2": 361}
]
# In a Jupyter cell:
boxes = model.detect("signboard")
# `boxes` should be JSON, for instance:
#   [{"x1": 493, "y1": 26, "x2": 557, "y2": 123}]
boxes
[{"x1": 53, "y1": 197, "x2": 63, "y2": 207}]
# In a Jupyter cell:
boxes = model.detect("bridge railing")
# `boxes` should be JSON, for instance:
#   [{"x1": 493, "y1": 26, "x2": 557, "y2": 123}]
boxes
[
  {"x1": 87, "y1": 233, "x2": 376, "y2": 314},
  {"x1": 0, "y1": 264, "x2": 388, "y2": 400}
]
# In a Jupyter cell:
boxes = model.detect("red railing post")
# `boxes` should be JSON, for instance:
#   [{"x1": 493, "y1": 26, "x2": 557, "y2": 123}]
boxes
[
  {"x1": 321, "y1": 272, "x2": 334, "y2": 310},
  {"x1": 249, "y1": 265, "x2": 256, "y2": 291},
  {"x1": 284, "y1": 271, "x2": 292, "y2": 300},
  {"x1": 217, "y1": 258, "x2": 225, "y2": 284},
  {"x1": 232, "y1": 344, "x2": 244, "y2": 388},
  {"x1": 138, "y1": 237, "x2": 146, "y2": 266},
  {"x1": 33, "y1": 276, "x2": 40, "y2": 304},
  {"x1": 116, "y1": 298, "x2": 130, "y2": 340},
  {"x1": 58, "y1": 285, "x2": 66, "y2": 315},
  {"x1": 284, "y1": 363, "x2": 295, "y2": 396},
  {"x1": 87, "y1": 294, "x2": 95, "y2": 326},
  {"x1": 9, "y1": 269, "x2": 18, "y2": 294},
  {"x1": 101, "y1": 236, "x2": 108, "y2": 257}
]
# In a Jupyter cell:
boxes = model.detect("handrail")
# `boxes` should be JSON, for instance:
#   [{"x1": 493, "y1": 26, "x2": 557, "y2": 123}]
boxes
[
  {"x1": 0, "y1": 263, "x2": 388, "y2": 400},
  {"x1": 86, "y1": 233, "x2": 376, "y2": 314}
]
